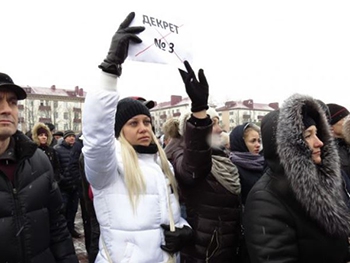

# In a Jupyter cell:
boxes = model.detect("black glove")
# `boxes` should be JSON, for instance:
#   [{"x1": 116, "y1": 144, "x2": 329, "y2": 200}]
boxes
[
  {"x1": 160, "y1": 224, "x2": 193, "y2": 253},
  {"x1": 179, "y1": 60, "x2": 209, "y2": 112},
  {"x1": 99, "y1": 12, "x2": 145, "y2": 76}
]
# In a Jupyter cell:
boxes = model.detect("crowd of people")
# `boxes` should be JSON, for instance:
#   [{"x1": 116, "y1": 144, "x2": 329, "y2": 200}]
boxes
[{"x1": 1, "y1": 11, "x2": 350, "y2": 263}]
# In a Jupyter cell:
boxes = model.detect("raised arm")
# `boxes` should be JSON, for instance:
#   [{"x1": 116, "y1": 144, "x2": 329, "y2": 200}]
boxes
[
  {"x1": 82, "y1": 12, "x2": 145, "y2": 189},
  {"x1": 173, "y1": 61, "x2": 213, "y2": 184}
]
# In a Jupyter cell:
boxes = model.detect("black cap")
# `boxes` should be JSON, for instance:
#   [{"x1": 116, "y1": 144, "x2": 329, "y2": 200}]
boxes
[
  {"x1": 129, "y1": 96, "x2": 155, "y2": 109},
  {"x1": 0, "y1": 73, "x2": 27, "y2": 100},
  {"x1": 53, "y1": 131, "x2": 64, "y2": 137}
]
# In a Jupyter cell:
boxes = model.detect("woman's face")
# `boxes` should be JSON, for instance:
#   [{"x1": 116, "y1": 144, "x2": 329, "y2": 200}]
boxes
[
  {"x1": 122, "y1": 114, "x2": 153, "y2": 146},
  {"x1": 243, "y1": 129, "x2": 261, "y2": 155},
  {"x1": 38, "y1": 133, "x2": 48, "y2": 145},
  {"x1": 303, "y1": 125, "x2": 324, "y2": 164}
]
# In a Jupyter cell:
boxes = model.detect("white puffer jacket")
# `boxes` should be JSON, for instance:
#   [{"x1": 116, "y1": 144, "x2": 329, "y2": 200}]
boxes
[{"x1": 82, "y1": 72, "x2": 188, "y2": 263}]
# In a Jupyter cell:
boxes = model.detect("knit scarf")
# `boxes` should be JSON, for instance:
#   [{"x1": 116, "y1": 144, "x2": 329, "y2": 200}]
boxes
[
  {"x1": 133, "y1": 144, "x2": 158, "y2": 154},
  {"x1": 211, "y1": 154, "x2": 241, "y2": 195},
  {"x1": 229, "y1": 151, "x2": 265, "y2": 171}
]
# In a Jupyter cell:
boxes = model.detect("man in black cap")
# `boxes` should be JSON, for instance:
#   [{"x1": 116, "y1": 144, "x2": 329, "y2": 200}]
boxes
[
  {"x1": 0, "y1": 73, "x2": 78, "y2": 262},
  {"x1": 327, "y1": 103, "x2": 350, "y2": 178},
  {"x1": 53, "y1": 130, "x2": 64, "y2": 141}
]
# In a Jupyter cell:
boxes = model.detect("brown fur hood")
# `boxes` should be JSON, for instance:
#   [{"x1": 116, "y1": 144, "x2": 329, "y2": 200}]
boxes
[
  {"x1": 32, "y1": 122, "x2": 52, "y2": 146},
  {"x1": 277, "y1": 93, "x2": 350, "y2": 237}
]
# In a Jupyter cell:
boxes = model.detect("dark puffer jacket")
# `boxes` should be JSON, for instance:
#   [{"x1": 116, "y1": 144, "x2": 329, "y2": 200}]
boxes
[
  {"x1": 244, "y1": 94, "x2": 350, "y2": 263},
  {"x1": 0, "y1": 131, "x2": 78, "y2": 263},
  {"x1": 165, "y1": 115, "x2": 241, "y2": 263},
  {"x1": 55, "y1": 140, "x2": 81, "y2": 191}
]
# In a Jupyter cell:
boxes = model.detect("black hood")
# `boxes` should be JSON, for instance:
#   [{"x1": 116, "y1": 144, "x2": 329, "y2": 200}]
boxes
[
  {"x1": 274, "y1": 93, "x2": 350, "y2": 237},
  {"x1": 261, "y1": 109, "x2": 283, "y2": 174}
]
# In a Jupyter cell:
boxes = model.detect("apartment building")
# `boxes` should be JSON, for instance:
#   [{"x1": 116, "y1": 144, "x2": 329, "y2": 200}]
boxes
[
  {"x1": 16, "y1": 86, "x2": 278, "y2": 136},
  {"x1": 216, "y1": 99, "x2": 279, "y2": 131},
  {"x1": 151, "y1": 96, "x2": 279, "y2": 134},
  {"x1": 150, "y1": 95, "x2": 191, "y2": 135},
  {"x1": 18, "y1": 85, "x2": 85, "y2": 133}
]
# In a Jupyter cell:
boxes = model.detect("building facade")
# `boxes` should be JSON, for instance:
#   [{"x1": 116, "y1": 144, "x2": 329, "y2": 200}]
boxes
[
  {"x1": 16, "y1": 86, "x2": 278, "y2": 136},
  {"x1": 18, "y1": 85, "x2": 85, "y2": 133},
  {"x1": 216, "y1": 99, "x2": 279, "y2": 131},
  {"x1": 151, "y1": 96, "x2": 279, "y2": 135}
]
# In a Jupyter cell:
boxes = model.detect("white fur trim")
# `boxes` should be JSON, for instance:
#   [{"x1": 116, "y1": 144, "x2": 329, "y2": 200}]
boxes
[
  {"x1": 206, "y1": 107, "x2": 219, "y2": 120},
  {"x1": 178, "y1": 111, "x2": 192, "y2": 136}
]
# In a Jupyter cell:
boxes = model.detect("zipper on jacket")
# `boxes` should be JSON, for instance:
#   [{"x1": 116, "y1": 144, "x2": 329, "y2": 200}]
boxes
[{"x1": 12, "y1": 186, "x2": 26, "y2": 262}]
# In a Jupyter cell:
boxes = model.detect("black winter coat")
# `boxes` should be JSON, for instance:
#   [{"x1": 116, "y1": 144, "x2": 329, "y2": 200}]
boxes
[
  {"x1": 38, "y1": 145, "x2": 61, "y2": 182},
  {"x1": 165, "y1": 116, "x2": 241, "y2": 263},
  {"x1": 244, "y1": 95, "x2": 350, "y2": 263},
  {"x1": 55, "y1": 140, "x2": 81, "y2": 191},
  {"x1": 0, "y1": 131, "x2": 78, "y2": 263}
]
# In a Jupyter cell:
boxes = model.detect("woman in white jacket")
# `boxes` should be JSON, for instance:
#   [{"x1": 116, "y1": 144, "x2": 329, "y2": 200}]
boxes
[{"x1": 82, "y1": 12, "x2": 192, "y2": 263}]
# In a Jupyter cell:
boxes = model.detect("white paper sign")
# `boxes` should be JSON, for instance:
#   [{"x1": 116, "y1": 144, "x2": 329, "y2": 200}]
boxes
[{"x1": 128, "y1": 11, "x2": 193, "y2": 69}]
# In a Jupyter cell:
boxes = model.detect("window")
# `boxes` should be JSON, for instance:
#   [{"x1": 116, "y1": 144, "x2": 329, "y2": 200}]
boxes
[{"x1": 64, "y1": 112, "x2": 68, "y2": 119}]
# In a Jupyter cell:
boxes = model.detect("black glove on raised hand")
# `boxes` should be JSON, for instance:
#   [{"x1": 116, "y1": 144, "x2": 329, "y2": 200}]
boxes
[
  {"x1": 160, "y1": 224, "x2": 194, "y2": 254},
  {"x1": 179, "y1": 60, "x2": 209, "y2": 112},
  {"x1": 99, "y1": 12, "x2": 145, "y2": 76}
]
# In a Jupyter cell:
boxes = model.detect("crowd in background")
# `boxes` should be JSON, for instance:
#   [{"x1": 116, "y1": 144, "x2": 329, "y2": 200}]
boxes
[{"x1": 1, "y1": 11, "x2": 350, "y2": 263}]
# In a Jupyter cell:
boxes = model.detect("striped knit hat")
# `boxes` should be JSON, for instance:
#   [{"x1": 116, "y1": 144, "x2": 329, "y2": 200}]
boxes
[{"x1": 326, "y1": 103, "x2": 349, "y2": 125}]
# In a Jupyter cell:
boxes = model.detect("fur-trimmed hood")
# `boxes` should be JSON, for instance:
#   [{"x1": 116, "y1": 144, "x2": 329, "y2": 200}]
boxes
[
  {"x1": 275, "y1": 93, "x2": 350, "y2": 237},
  {"x1": 32, "y1": 122, "x2": 52, "y2": 146},
  {"x1": 343, "y1": 115, "x2": 350, "y2": 145}
]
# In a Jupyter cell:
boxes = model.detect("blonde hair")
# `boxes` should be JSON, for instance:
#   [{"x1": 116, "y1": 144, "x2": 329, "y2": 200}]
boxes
[
  {"x1": 119, "y1": 130, "x2": 178, "y2": 210},
  {"x1": 243, "y1": 123, "x2": 260, "y2": 140},
  {"x1": 162, "y1": 118, "x2": 181, "y2": 139}
]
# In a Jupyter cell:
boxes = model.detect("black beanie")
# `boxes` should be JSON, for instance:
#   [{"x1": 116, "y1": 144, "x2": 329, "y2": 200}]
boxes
[
  {"x1": 115, "y1": 98, "x2": 152, "y2": 138},
  {"x1": 326, "y1": 103, "x2": 349, "y2": 125},
  {"x1": 303, "y1": 115, "x2": 316, "y2": 130},
  {"x1": 63, "y1": 130, "x2": 75, "y2": 139},
  {"x1": 302, "y1": 105, "x2": 316, "y2": 130}
]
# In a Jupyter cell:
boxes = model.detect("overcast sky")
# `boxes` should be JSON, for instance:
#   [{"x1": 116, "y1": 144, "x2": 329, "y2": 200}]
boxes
[{"x1": 1, "y1": 0, "x2": 350, "y2": 109}]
